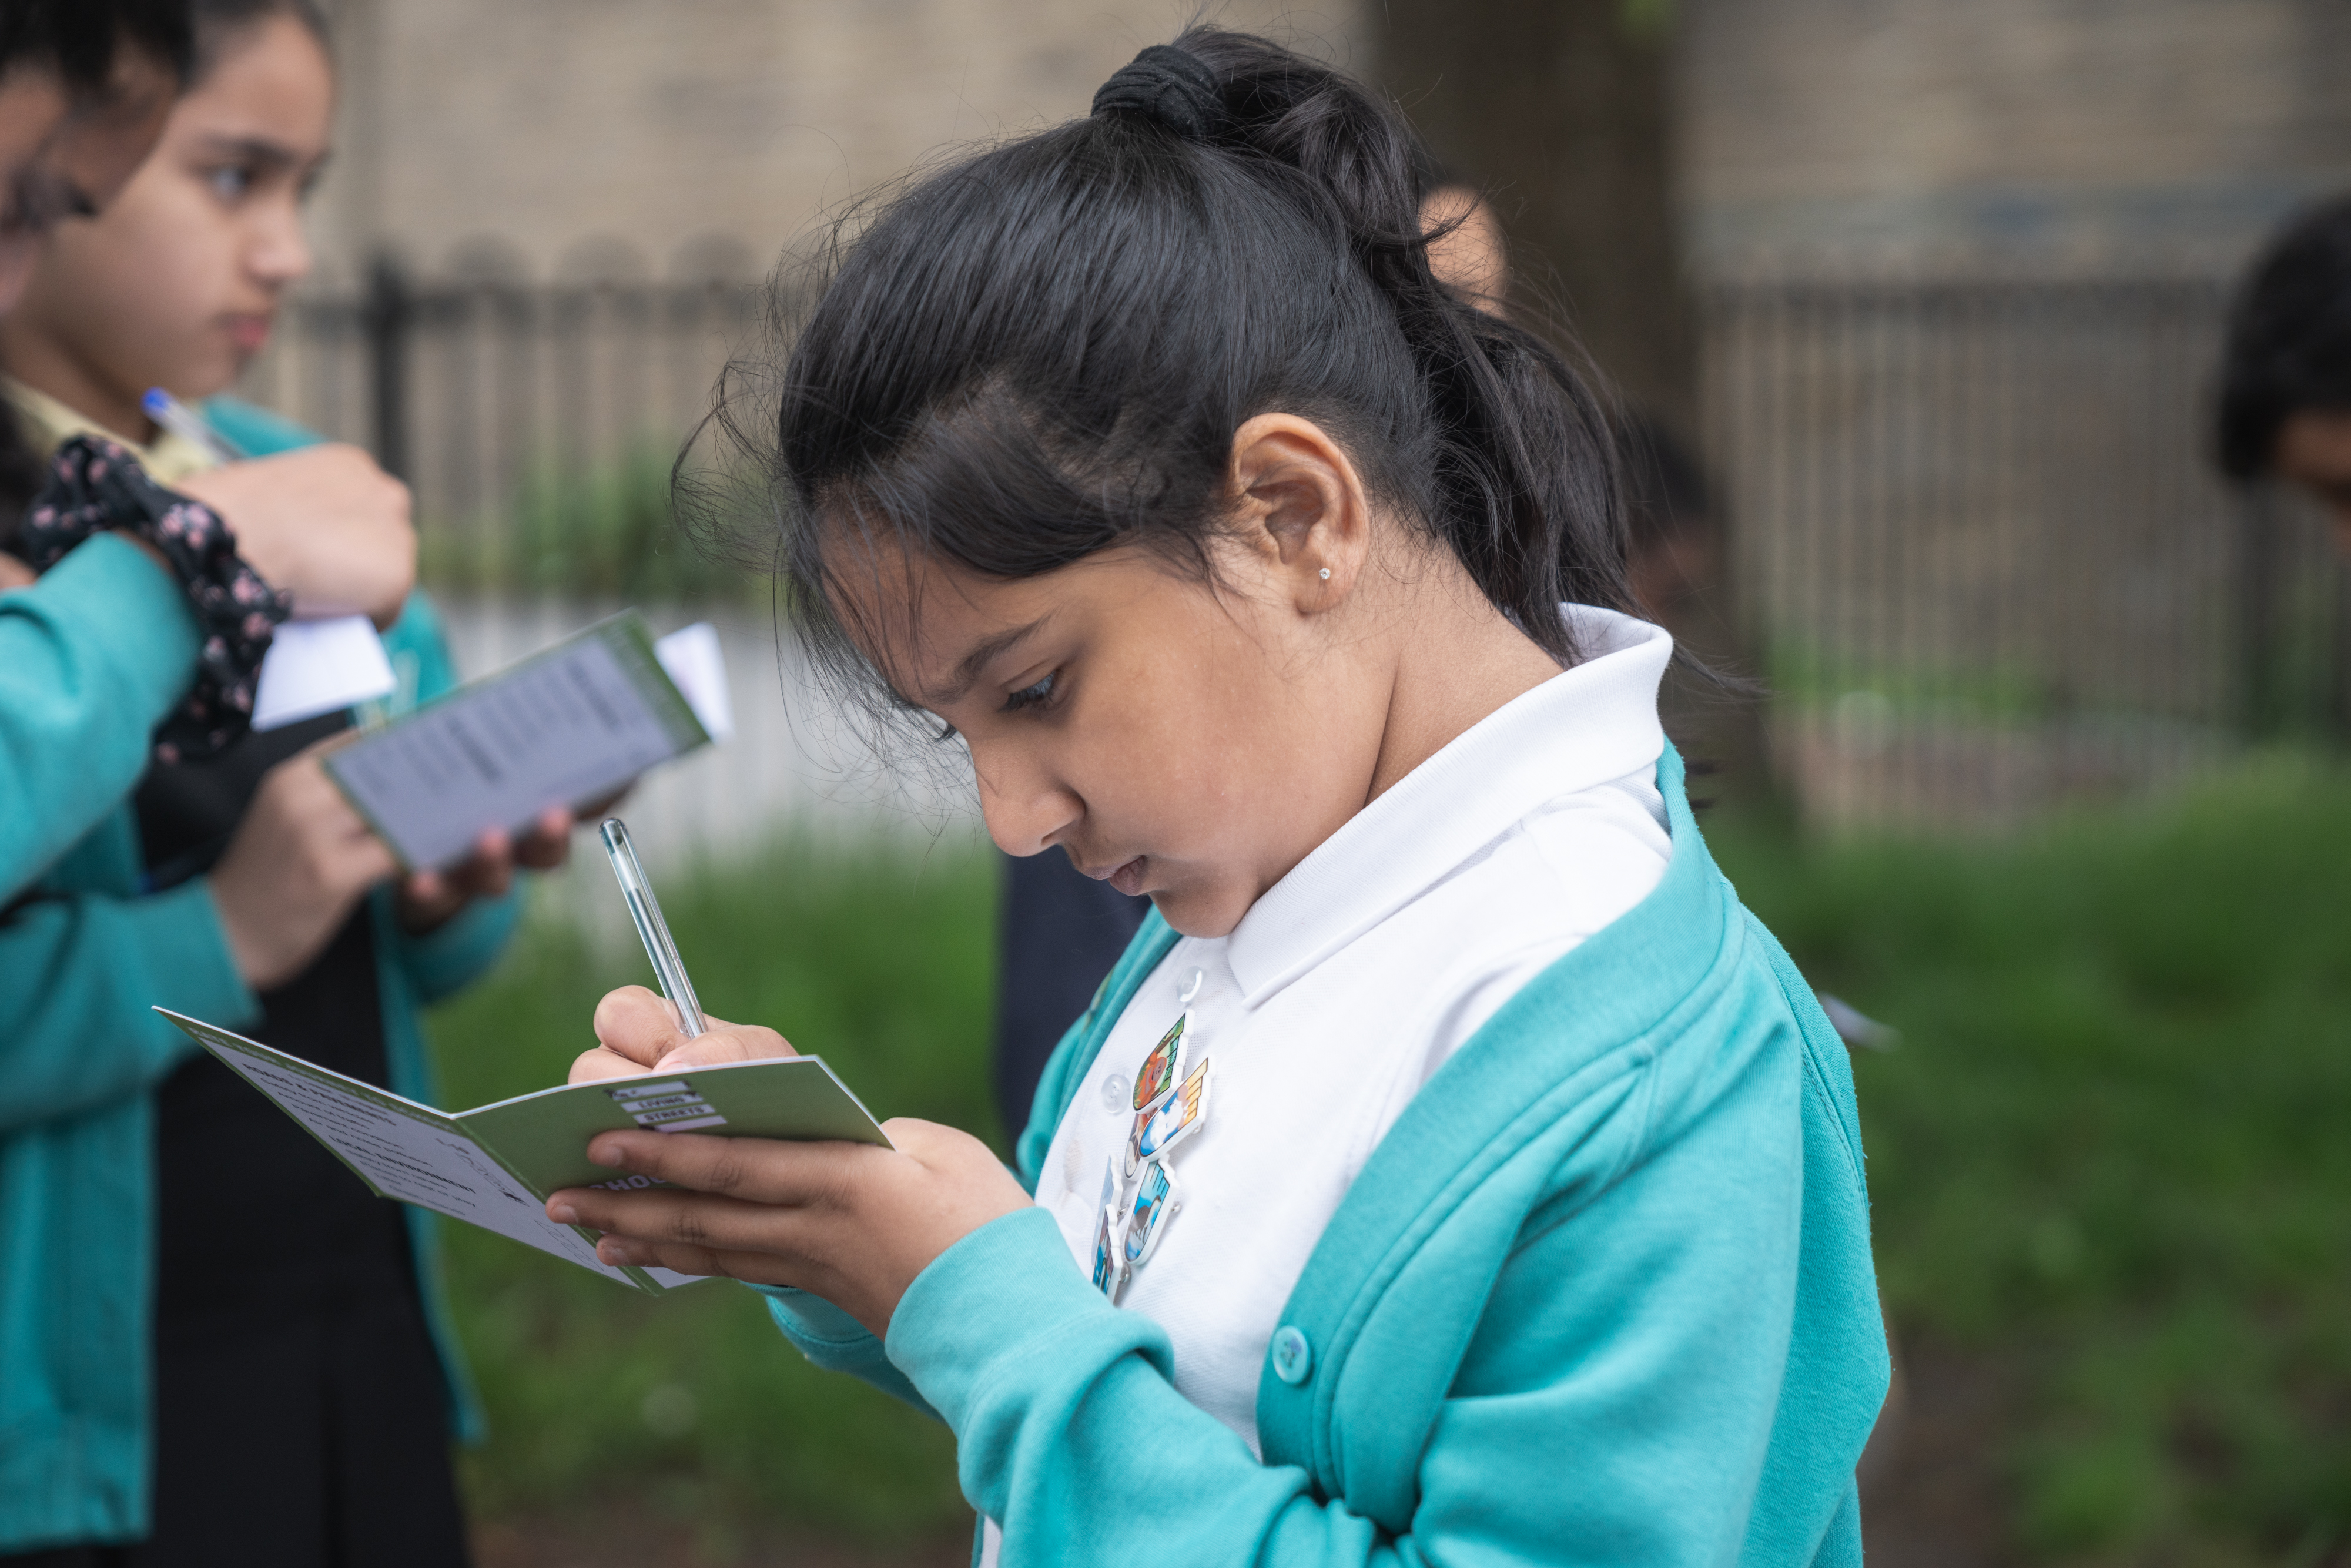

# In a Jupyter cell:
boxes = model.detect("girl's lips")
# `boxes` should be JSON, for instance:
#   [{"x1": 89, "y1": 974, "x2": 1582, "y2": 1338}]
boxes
[
  {"x1": 225, "y1": 314, "x2": 273, "y2": 353},
  {"x1": 1106, "y1": 856, "x2": 1148, "y2": 897}
]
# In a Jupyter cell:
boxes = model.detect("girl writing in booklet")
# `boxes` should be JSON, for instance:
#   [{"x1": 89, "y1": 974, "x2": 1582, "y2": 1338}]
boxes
[
  {"x1": 0, "y1": 4, "x2": 571, "y2": 1561},
  {"x1": 559, "y1": 29, "x2": 1888, "y2": 1566}
]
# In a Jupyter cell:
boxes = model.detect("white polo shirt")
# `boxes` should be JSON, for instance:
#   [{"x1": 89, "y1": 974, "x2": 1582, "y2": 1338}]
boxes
[{"x1": 1027, "y1": 605, "x2": 1677, "y2": 1453}]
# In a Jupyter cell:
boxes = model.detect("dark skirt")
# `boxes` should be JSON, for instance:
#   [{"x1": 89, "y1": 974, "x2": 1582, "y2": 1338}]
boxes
[{"x1": 1, "y1": 1279, "x2": 469, "y2": 1567}]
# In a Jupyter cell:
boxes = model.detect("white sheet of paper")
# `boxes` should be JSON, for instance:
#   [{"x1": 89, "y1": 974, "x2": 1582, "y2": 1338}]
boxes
[
  {"x1": 654, "y1": 621, "x2": 733, "y2": 741},
  {"x1": 325, "y1": 615, "x2": 706, "y2": 869},
  {"x1": 252, "y1": 614, "x2": 397, "y2": 731}
]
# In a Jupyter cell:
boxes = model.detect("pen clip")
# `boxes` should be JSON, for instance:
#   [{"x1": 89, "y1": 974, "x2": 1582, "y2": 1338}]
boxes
[{"x1": 600, "y1": 818, "x2": 706, "y2": 1039}]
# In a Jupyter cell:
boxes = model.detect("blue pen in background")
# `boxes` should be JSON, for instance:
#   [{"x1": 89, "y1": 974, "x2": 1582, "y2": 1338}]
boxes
[{"x1": 142, "y1": 387, "x2": 245, "y2": 464}]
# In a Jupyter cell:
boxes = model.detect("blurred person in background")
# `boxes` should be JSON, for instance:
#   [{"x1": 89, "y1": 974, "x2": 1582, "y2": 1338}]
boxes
[
  {"x1": 988, "y1": 173, "x2": 1525, "y2": 1136},
  {"x1": 1417, "y1": 176, "x2": 1726, "y2": 628},
  {"x1": 0, "y1": 0, "x2": 414, "y2": 900},
  {"x1": 2220, "y1": 193, "x2": 2351, "y2": 537},
  {"x1": 0, "y1": 3, "x2": 571, "y2": 1563}
]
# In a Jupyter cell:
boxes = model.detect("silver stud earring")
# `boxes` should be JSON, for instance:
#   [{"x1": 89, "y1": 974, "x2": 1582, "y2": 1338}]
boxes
[{"x1": 1319, "y1": 567, "x2": 1331, "y2": 580}]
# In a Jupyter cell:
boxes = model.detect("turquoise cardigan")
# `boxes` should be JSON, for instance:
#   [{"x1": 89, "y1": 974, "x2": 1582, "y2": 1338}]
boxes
[
  {"x1": 765, "y1": 748, "x2": 1890, "y2": 1565},
  {"x1": 0, "y1": 400, "x2": 515, "y2": 1553},
  {"x1": 0, "y1": 535, "x2": 201, "y2": 900}
]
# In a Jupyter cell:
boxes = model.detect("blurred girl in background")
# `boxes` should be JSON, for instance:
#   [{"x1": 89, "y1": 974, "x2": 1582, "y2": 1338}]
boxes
[
  {"x1": 559, "y1": 28, "x2": 1887, "y2": 1568},
  {"x1": 0, "y1": 3, "x2": 565, "y2": 1562},
  {"x1": 0, "y1": 0, "x2": 416, "y2": 900}
]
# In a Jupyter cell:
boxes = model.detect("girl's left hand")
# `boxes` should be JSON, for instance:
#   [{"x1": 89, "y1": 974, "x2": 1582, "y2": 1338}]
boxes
[
  {"x1": 394, "y1": 806, "x2": 576, "y2": 933},
  {"x1": 547, "y1": 1120, "x2": 1033, "y2": 1338}
]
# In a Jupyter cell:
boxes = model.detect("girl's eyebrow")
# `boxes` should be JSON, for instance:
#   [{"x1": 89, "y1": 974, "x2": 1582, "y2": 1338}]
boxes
[
  {"x1": 929, "y1": 618, "x2": 1048, "y2": 705},
  {"x1": 190, "y1": 133, "x2": 300, "y2": 173}
]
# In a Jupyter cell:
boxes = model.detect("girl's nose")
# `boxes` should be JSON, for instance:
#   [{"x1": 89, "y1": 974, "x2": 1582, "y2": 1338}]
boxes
[
  {"x1": 971, "y1": 743, "x2": 1081, "y2": 859},
  {"x1": 249, "y1": 207, "x2": 313, "y2": 290}
]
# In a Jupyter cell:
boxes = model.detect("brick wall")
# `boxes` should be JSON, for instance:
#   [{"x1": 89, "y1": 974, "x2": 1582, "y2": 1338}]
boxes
[
  {"x1": 309, "y1": 0, "x2": 1361, "y2": 287},
  {"x1": 1680, "y1": 0, "x2": 2351, "y2": 279}
]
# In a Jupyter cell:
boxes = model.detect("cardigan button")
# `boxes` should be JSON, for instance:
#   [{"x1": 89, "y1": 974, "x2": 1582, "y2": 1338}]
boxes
[{"x1": 1271, "y1": 1325, "x2": 1314, "y2": 1385}]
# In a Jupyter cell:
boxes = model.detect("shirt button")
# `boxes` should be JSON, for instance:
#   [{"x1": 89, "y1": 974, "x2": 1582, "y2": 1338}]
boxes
[{"x1": 1271, "y1": 1325, "x2": 1314, "y2": 1385}]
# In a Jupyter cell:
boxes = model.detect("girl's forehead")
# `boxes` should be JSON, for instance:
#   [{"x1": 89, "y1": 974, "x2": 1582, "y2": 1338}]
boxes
[
  {"x1": 825, "y1": 537, "x2": 1043, "y2": 692},
  {"x1": 824, "y1": 535, "x2": 1170, "y2": 702}
]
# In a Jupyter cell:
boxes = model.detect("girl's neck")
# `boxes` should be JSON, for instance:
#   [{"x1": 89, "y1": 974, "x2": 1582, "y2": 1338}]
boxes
[
  {"x1": 0, "y1": 329, "x2": 158, "y2": 449},
  {"x1": 1363, "y1": 555, "x2": 1568, "y2": 803}
]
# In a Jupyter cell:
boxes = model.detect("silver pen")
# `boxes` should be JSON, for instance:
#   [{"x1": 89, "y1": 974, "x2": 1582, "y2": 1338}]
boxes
[
  {"x1": 600, "y1": 818, "x2": 706, "y2": 1038},
  {"x1": 142, "y1": 387, "x2": 245, "y2": 464}
]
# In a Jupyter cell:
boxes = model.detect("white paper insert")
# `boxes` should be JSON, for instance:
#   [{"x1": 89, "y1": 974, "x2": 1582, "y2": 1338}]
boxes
[
  {"x1": 252, "y1": 614, "x2": 397, "y2": 731},
  {"x1": 654, "y1": 621, "x2": 733, "y2": 741}
]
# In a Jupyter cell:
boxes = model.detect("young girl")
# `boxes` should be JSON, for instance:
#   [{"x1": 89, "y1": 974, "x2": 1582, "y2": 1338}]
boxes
[
  {"x1": 0, "y1": 4, "x2": 566, "y2": 1562},
  {"x1": 558, "y1": 29, "x2": 1888, "y2": 1566}
]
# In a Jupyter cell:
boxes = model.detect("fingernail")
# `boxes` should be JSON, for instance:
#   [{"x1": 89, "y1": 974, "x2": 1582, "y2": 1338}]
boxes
[{"x1": 550, "y1": 1201, "x2": 578, "y2": 1224}]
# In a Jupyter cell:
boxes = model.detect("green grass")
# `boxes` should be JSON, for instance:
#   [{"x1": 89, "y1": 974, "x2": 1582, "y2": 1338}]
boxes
[
  {"x1": 423, "y1": 834, "x2": 998, "y2": 1553},
  {"x1": 1712, "y1": 755, "x2": 2351, "y2": 1563},
  {"x1": 416, "y1": 443, "x2": 759, "y2": 601},
  {"x1": 423, "y1": 765, "x2": 2351, "y2": 1562}
]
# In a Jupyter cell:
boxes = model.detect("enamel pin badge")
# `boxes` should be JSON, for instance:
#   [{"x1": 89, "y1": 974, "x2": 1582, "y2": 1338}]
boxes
[
  {"x1": 1091, "y1": 1153, "x2": 1124, "y2": 1295},
  {"x1": 1121, "y1": 1161, "x2": 1180, "y2": 1271},
  {"x1": 1126, "y1": 1054, "x2": 1210, "y2": 1176},
  {"x1": 1133, "y1": 1013, "x2": 1186, "y2": 1111}
]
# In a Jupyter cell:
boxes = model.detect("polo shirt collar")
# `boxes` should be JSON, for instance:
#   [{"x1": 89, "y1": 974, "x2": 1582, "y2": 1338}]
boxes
[{"x1": 1221, "y1": 605, "x2": 1672, "y2": 1008}]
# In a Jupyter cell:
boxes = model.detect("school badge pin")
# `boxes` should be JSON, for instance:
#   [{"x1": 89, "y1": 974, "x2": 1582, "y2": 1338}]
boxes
[
  {"x1": 1124, "y1": 1053, "x2": 1211, "y2": 1178},
  {"x1": 1121, "y1": 1161, "x2": 1180, "y2": 1272},
  {"x1": 1132, "y1": 1013, "x2": 1187, "y2": 1111}
]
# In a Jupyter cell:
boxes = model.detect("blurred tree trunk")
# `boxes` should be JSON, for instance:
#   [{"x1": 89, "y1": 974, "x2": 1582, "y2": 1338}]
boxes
[
  {"x1": 1370, "y1": 1, "x2": 1784, "y2": 816},
  {"x1": 1371, "y1": 0, "x2": 1694, "y2": 436}
]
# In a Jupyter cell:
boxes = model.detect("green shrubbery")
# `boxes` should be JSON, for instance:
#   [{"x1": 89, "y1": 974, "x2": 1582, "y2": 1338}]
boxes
[
  {"x1": 1714, "y1": 755, "x2": 2351, "y2": 1561},
  {"x1": 417, "y1": 444, "x2": 761, "y2": 601}
]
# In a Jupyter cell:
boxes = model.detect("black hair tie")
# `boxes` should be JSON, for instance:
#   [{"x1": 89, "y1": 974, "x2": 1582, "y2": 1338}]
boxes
[{"x1": 1091, "y1": 45, "x2": 1226, "y2": 142}]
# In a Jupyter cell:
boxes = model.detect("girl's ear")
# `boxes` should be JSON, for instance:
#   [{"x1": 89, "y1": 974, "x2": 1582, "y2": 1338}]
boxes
[{"x1": 1227, "y1": 413, "x2": 1372, "y2": 614}]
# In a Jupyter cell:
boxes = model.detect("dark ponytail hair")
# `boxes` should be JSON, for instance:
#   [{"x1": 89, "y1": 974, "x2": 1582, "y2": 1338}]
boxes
[{"x1": 696, "y1": 25, "x2": 1633, "y2": 713}]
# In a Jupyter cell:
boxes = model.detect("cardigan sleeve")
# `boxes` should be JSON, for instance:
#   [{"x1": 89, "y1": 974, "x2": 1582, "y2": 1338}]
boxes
[
  {"x1": 751, "y1": 1287, "x2": 939, "y2": 1420},
  {"x1": 0, "y1": 875, "x2": 259, "y2": 1134},
  {"x1": 0, "y1": 535, "x2": 198, "y2": 900}
]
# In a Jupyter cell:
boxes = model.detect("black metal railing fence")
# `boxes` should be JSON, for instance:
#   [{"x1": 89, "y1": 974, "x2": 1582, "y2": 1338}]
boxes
[
  {"x1": 1705, "y1": 272, "x2": 2345, "y2": 826},
  {"x1": 239, "y1": 261, "x2": 2346, "y2": 827},
  {"x1": 236, "y1": 260, "x2": 766, "y2": 599}
]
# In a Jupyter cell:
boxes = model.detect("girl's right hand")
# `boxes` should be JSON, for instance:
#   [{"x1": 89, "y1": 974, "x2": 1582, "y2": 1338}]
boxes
[
  {"x1": 569, "y1": 985, "x2": 800, "y2": 1084},
  {"x1": 174, "y1": 445, "x2": 417, "y2": 629},
  {"x1": 207, "y1": 742, "x2": 400, "y2": 990}
]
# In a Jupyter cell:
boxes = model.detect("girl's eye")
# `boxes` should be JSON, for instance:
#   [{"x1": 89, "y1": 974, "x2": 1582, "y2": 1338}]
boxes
[
  {"x1": 1003, "y1": 672, "x2": 1057, "y2": 713},
  {"x1": 206, "y1": 166, "x2": 255, "y2": 202}
]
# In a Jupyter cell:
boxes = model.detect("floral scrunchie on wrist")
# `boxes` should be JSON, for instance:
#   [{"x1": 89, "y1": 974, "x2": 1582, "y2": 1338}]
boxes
[{"x1": 16, "y1": 434, "x2": 288, "y2": 762}]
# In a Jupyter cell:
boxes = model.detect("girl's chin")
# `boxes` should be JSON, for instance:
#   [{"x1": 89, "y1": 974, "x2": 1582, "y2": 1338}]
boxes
[{"x1": 1144, "y1": 879, "x2": 1253, "y2": 943}]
